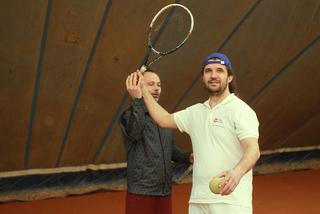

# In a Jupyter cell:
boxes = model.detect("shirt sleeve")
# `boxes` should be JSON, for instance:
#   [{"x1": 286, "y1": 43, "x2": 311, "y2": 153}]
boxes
[
  {"x1": 173, "y1": 107, "x2": 192, "y2": 134},
  {"x1": 234, "y1": 106, "x2": 259, "y2": 141}
]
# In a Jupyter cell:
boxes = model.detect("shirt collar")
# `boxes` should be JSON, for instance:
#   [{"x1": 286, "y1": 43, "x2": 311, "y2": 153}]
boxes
[{"x1": 203, "y1": 93, "x2": 235, "y2": 109}]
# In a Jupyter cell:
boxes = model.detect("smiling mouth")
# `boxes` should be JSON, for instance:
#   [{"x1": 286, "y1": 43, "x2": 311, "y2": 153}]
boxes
[{"x1": 209, "y1": 81, "x2": 220, "y2": 85}]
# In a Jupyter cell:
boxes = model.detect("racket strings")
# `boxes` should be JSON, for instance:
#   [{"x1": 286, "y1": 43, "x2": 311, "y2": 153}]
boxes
[{"x1": 149, "y1": 6, "x2": 192, "y2": 54}]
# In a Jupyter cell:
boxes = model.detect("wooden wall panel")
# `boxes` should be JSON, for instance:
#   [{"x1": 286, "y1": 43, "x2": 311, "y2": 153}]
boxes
[{"x1": 0, "y1": 0, "x2": 48, "y2": 170}]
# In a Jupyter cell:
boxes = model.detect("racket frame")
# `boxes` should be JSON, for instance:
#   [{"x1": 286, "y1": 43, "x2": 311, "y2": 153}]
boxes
[{"x1": 140, "y1": 3, "x2": 194, "y2": 72}]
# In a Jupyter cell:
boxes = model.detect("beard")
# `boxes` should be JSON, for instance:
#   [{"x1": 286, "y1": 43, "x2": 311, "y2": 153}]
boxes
[{"x1": 204, "y1": 79, "x2": 228, "y2": 95}]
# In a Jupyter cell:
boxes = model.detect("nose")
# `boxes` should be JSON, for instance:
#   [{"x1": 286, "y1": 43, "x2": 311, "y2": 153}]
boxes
[
  {"x1": 154, "y1": 87, "x2": 160, "y2": 93},
  {"x1": 210, "y1": 70, "x2": 218, "y2": 78},
  {"x1": 154, "y1": 85, "x2": 161, "y2": 91}
]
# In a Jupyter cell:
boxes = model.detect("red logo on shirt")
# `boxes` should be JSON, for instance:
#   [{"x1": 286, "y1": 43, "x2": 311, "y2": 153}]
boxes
[
  {"x1": 213, "y1": 117, "x2": 222, "y2": 123},
  {"x1": 212, "y1": 117, "x2": 224, "y2": 127}
]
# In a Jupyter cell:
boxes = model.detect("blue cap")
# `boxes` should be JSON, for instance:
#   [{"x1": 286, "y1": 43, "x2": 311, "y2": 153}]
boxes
[{"x1": 202, "y1": 52, "x2": 232, "y2": 70}]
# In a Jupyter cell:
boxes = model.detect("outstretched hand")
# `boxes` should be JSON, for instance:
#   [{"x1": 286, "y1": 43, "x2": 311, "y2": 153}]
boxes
[{"x1": 126, "y1": 71, "x2": 144, "y2": 99}]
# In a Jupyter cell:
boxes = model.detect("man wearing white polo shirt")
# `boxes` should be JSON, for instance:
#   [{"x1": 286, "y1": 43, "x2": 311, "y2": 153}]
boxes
[{"x1": 126, "y1": 52, "x2": 260, "y2": 214}]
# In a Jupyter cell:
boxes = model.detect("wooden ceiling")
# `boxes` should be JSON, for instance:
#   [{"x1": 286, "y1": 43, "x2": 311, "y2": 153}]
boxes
[{"x1": 0, "y1": 0, "x2": 319, "y2": 171}]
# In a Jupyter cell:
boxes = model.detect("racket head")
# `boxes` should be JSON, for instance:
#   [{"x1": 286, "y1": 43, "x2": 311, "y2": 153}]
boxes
[{"x1": 148, "y1": 4, "x2": 194, "y2": 56}]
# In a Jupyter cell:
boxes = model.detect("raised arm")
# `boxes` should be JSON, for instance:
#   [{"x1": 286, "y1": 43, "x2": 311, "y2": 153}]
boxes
[
  {"x1": 132, "y1": 71, "x2": 177, "y2": 129},
  {"x1": 119, "y1": 99, "x2": 146, "y2": 141}
]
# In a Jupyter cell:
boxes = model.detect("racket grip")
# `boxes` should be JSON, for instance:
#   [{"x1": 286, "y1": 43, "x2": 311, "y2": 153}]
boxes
[{"x1": 139, "y1": 65, "x2": 147, "y2": 73}]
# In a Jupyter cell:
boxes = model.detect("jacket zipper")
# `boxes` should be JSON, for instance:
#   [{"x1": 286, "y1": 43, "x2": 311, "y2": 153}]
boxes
[{"x1": 157, "y1": 127, "x2": 167, "y2": 194}]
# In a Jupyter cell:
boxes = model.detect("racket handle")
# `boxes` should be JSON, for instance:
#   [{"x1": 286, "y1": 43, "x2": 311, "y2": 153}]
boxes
[{"x1": 139, "y1": 65, "x2": 147, "y2": 73}]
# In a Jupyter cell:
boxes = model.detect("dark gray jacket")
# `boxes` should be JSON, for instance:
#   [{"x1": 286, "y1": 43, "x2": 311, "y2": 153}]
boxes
[{"x1": 119, "y1": 98, "x2": 190, "y2": 196}]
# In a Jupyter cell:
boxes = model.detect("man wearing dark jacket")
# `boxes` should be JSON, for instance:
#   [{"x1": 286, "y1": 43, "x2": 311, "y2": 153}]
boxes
[{"x1": 120, "y1": 70, "x2": 192, "y2": 214}]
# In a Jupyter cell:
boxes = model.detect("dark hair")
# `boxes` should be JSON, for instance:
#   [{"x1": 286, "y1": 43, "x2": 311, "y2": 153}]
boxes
[{"x1": 227, "y1": 68, "x2": 237, "y2": 95}]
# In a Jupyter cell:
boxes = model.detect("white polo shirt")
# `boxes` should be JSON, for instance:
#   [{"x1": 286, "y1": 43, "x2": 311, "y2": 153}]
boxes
[{"x1": 173, "y1": 93, "x2": 259, "y2": 207}]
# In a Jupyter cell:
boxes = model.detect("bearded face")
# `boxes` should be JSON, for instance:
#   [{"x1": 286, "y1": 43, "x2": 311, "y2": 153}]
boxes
[{"x1": 202, "y1": 62, "x2": 232, "y2": 95}]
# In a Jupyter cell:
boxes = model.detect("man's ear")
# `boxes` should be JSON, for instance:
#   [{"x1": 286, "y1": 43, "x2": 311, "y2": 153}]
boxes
[{"x1": 228, "y1": 75, "x2": 233, "y2": 83}]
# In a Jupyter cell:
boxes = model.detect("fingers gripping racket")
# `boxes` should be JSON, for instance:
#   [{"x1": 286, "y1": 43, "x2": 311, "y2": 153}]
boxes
[{"x1": 140, "y1": 4, "x2": 194, "y2": 72}]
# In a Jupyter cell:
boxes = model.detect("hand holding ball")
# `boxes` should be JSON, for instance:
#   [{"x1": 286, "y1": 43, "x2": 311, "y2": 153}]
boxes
[{"x1": 209, "y1": 176, "x2": 223, "y2": 194}]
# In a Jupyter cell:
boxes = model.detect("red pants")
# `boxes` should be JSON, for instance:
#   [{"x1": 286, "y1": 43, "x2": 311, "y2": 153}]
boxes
[{"x1": 125, "y1": 192, "x2": 172, "y2": 214}]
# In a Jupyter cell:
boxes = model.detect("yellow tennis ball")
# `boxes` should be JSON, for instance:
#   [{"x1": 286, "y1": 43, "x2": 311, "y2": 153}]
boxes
[{"x1": 209, "y1": 176, "x2": 222, "y2": 194}]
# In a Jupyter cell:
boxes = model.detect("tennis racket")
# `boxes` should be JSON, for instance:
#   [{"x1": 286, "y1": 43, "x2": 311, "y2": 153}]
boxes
[{"x1": 140, "y1": 3, "x2": 194, "y2": 72}]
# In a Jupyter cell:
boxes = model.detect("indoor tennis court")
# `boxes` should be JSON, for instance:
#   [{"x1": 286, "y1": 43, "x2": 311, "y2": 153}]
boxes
[{"x1": 1, "y1": 0, "x2": 319, "y2": 213}]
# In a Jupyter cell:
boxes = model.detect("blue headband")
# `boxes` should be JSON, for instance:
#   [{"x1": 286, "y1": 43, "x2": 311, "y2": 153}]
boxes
[{"x1": 202, "y1": 52, "x2": 232, "y2": 70}]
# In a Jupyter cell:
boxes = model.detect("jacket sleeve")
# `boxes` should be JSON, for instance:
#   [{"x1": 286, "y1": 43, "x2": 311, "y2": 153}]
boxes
[
  {"x1": 119, "y1": 98, "x2": 146, "y2": 141},
  {"x1": 171, "y1": 141, "x2": 191, "y2": 163}
]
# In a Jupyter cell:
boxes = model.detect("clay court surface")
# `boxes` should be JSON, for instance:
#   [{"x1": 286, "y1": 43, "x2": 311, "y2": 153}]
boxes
[{"x1": 0, "y1": 170, "x2": 319, "y2": 214}]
